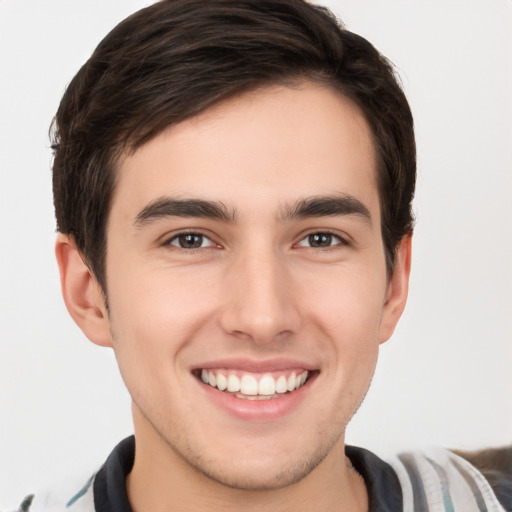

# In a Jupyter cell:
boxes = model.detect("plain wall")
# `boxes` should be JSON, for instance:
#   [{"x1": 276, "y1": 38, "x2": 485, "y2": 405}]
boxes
[{"x1": 1, "y1": 0, "x2": 511, "y2": 507}]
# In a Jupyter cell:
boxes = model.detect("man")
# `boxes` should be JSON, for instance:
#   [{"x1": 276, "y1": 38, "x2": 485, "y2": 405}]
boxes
[{"x1": 11, "y1": 0, "x2": 511, "y2": 511}]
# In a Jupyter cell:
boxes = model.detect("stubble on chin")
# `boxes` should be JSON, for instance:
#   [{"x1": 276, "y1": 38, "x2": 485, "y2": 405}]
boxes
[{"x1": 146, "y1": 410, "x2": 346, "y2": 492}]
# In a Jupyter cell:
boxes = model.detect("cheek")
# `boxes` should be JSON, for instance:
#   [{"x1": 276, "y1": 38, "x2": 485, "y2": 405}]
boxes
[
  {"x1": 298, "y1": 266, "x2": 386, "y2": 384},
  {"x1": 106, "y1": 263, "x2": 219, "y2": 355},
  {"x1": 302, "y1": 266, "x2": 387, "y2": 332}
]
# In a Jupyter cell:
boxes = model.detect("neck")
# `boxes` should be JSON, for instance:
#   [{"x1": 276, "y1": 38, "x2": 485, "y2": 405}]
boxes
[{"x1": 127, "y1": 409, "x2": 367, "y2": 512}]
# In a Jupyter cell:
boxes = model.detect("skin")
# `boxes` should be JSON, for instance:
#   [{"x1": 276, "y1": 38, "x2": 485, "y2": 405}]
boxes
[{"x1": 56, "y1": 82, "x2": 411, "y2": 512}]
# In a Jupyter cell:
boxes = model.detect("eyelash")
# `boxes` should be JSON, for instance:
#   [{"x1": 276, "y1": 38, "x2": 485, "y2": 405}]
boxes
[
  {"x1": 161, "y1": 231, "x2": 216, "y2": 250},
  {"x1": 296, "y1": 231, "x2": 350, "y2": 250},
  {"x1": 161, "y1": 230, "x2": 349, "y2": 251}
]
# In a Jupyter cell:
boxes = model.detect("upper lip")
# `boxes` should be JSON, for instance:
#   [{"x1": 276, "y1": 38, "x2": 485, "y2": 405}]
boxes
[{"x1": 191, "y1": 357, "x2": 318, "y2": 373}]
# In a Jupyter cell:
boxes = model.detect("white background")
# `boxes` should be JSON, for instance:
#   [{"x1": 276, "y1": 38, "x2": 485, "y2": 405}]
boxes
[{"x1": 1, "y1": 0, "x2": 511, "y2": 507}]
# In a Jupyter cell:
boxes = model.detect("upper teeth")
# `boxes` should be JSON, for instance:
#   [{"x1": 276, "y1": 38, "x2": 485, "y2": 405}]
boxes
[{"x1": 200, "y1": 369, "x2": 309, "y2": 396}]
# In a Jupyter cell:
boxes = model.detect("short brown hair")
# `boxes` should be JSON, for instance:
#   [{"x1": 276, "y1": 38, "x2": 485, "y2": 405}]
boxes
[{"x1": 51, "y1": 0, "x2": 416, "y2": 291}]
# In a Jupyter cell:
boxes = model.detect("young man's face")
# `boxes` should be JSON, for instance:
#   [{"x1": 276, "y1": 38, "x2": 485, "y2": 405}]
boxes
[{"x1": 71, "y1": 82, "x2": 409, "y2": 490}]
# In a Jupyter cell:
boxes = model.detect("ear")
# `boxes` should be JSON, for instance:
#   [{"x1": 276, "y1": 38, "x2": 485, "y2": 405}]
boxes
[
  {"x1": 378, "y1": 234, "x2": 412, "y2": 344},
  {"x1": 55, "y1": 234, "x2": 113, "y2": 347}
]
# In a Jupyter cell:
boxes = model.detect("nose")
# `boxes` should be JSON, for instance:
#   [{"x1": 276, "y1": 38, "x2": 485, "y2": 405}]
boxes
[{"x1": 219, "y1": 247, "x2": 301, "y2": 344}]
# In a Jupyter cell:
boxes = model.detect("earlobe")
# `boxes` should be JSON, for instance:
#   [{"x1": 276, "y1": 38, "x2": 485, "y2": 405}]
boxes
[
  {"x1": 378, "y1": 235, "x2": 412, "y2": 344},
  {"x1": 55, "y1": 234, "x2": 113, "y2": 347}
]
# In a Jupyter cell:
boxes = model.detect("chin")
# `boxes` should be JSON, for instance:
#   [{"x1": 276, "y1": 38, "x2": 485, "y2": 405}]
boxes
[
  {"x1": 189, "y1": 449, "x2": 327, "y2": 491},
  {"x1": 174, "y1": 423, "x2": 344, "y2": 492}
]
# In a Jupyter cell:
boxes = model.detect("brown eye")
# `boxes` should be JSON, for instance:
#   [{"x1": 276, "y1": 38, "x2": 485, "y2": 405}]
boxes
[
  {"x1": 308, "y1": 233, "x2": 333, "y2": 247},
  {"x1": 297, "y1": 232, "x2": 345, "y2": 248},
  {"x1": 168, "y1": 233, "x2": 214, "y2": 249},
  {"x1": 178, "y1": 234, "x2": 203, "y2": 248}
]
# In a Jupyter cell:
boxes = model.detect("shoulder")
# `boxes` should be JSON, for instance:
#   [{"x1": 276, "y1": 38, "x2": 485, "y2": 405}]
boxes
[
  {"x1": 8, "y1": 436, "x2": 135, "y2": 512},
  {"x1": 385, "y1": 445, "x2": 512, "y2": 512},
  {"x1": 454, "y1": 446, "x2": 512, "y2": 511},
  {"x1": 9, "y1": 474, "x2": 95, "y2": 512},
  {"x1": 346, "y1": 445, "x2": 403, "y2": 511}
]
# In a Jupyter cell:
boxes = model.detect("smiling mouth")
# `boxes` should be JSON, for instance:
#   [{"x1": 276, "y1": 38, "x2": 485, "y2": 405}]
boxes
[{"x1": 196, "y1": 369, "x2": 311, "y2": 400}]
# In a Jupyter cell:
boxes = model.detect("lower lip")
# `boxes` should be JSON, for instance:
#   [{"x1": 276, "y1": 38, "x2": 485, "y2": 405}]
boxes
[{"x1": 197, "y1": 374, "x2": 316, "y2": 421}]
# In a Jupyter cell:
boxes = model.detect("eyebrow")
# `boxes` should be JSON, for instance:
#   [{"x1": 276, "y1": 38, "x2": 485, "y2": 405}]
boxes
[
  {"x1": 280, "y1": 195, "x2": 372, "y2": 224},
  {"x1": 133, "y1": 194, "x2": 372, "y2": 227},
  {"x1": 134, "y1": 197, "x2": 236, "y2": 226}
]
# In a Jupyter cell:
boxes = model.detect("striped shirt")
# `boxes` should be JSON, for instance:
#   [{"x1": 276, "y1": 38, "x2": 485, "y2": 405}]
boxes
[{"x1": 13, "y1": 437, "x2": 512, "y2": 511}]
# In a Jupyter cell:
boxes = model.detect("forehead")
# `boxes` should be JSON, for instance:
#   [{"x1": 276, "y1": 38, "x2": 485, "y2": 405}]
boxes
[{"x1": 110, "y1": 82, "x2": 379, "y2": 222}]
